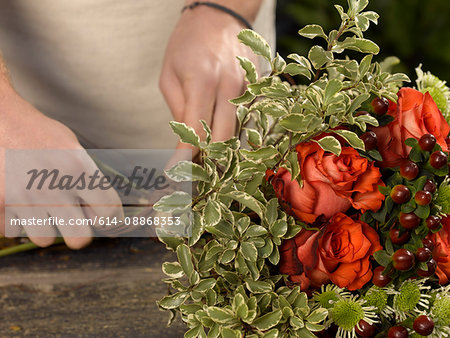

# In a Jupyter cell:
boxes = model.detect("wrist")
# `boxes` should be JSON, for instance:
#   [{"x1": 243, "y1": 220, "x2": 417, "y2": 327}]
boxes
[{"x1": 183, "y1": 0, "x2": 262, "y2": 24}]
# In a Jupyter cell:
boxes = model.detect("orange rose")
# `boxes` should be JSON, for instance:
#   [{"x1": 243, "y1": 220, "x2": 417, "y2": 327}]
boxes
[
  {"x1": 279, "y1": 213, "x2": 382, "y2": 291},
  {"x1": 427, "y1": 216, "x2": 450, "y2": 284},
  {"x1": 372, "y1": 88, "x2": 450, "y2": 168},
  {"x1": 267, "y1": 141, "x2": 384, "y2": 224}
]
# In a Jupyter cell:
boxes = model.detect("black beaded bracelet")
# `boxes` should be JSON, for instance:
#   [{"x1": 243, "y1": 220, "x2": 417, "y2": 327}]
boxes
[{"x1": 181, "y1": 1, "x2": 253, "y2": 30}]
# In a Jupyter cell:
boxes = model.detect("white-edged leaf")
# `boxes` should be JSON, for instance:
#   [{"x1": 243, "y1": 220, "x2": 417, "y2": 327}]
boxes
[
  {"x1": 162, "y1": 261, "x2": 184, "y2": 278},
  {"x1": 332, "y1": 129, "x2": 365, "y2": 151},
  {"x1": 203, "y1": 199, "x2": 221, "y2": 227},
  {"x1": 251, "y1": 309, "x2": 282, "y2": 330},
  {"x1": 308, "y1": 46, "x2": 333, "y2": 69},
  {"x1": 324, "y1": 79, "x2": 343, "y2": 105},
  {"x1": 298, "y1": 24, "x2": 327, "y2": 40},
  {"x1": 236, "y1": 56, "x2": 258, "y2": 83},
  {"x1": 165, "y1": 161, "x2": 210, "y2": 182},
  {"x1": 237, "y1": 29, "x2": 272, "y2": 61},
  {"x1": 169, "y1": 121, "x2": 200, "y2": 147},
  {"x1": 229, "y1": 90, "x2": 255, "y2": 105},
  {"x1": 153, "y1": 191, "x2": 192, "y2": 212},
  {"x1": 221, "y1": 191, "x2": 264, "y2": 219},
  {"x1": 283, "y1": 63, "x2": 311, "y2": 79},
  {"x1": 314, "y1": 136, "x2": 342, "y2": 156}
]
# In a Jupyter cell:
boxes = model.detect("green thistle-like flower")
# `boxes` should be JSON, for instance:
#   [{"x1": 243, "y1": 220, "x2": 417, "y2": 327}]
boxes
[
  {"x1": 436, "y1": 179, "x2": 450, "y2": 214},
  {"x1": 389, "y1": 279, "x2": 431, "y2": 321},
  {"x1": 364, "y1": 286, "x2": 393, "y2": 318},
  {"x1": 416, "y1": 65, "x2": 450, "y2": 121},
  {"x1": 313, "y1": 284, "x2": 350, "y2": 309},
  {"x1": 430, "y1": 285, "x2": 450, "y2": 337},
  {"x1": 330, "y1": 296, "x2": 378, "y2": 338}
]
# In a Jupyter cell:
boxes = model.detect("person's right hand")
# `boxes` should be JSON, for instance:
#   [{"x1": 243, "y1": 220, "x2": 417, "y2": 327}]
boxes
[{"x1": 0, "y1": 82, "x2": 123, "y2": 249}]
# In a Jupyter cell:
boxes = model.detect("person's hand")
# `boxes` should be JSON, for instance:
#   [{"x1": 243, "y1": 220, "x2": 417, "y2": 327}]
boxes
[
  {"x1": 159, "y1": 2, "x2": 261, "y2": 155},
  {"x1": 0, "y1": 84, "x2": 123, "y2": 249}
]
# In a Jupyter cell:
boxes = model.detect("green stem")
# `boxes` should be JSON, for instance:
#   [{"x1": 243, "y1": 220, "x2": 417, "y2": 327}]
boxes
[{"x1": 0, "y1": 237, "x2": 65, "y2": 258}]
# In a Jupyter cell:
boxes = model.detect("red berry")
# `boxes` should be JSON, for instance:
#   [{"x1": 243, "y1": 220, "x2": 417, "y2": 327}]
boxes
[
  {"x1": 361, "y1": 131, "x2": 378, "y2": 151},
  {"x1": 388, "y1": 326, "x2": 409, "y2": 338},
  {"x1": 422, "y1": 238, "x2": 434, "y2": 251},
  {"x1": 393, "y1": 248, "x2": 415, "y2": 271},
  {"x1": 400, "y1": 161, "x2": 419, "y2": 180},
  {"x1": 426, "y1": 215, "x2": 441, "y2": 230},
  {"x1": 423, "y1": 179, "x2": 437, "y2": 193},
  {"x1": 390, "y1": 228, "x2": 410, "y2": 245},
  {"x1": 430, "y1": 150, "x2": 448, "y2": 169},
  {"x1": 372, "y1": 266, "x2": 392, "y2": 287},
  {"x1": 371, "y1": 97, "x2": 389, "y2": 116},
  {"x1": 415, "y1": 191, "x2": 432, "y2": 206},
  {"x1": 416, "y1": 247, "x2": 432, "y2": 262},
  {"x1": 417, "y1": 258, "x2": 436, "y2": 277},
  {"x1": 419, "y1": 134, "x2": 437, "y2": 152},
  {"x1": 355, "y1": 320, "x2": 376, "y2": 337},
  {"x1": 390, "y1": 185, "x2": 411, "y2": 204},
  {"x1": 399, "y1": 212, "x2": 421, "y2": 230},
  {"x1": 413, "y1": 315, "x2": 434, "y2": 336}
]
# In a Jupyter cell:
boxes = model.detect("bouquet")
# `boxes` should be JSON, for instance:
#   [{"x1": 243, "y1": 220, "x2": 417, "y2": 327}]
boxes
[{"x1": 156, "y1": 0, "x2": 450, "y2": 336}]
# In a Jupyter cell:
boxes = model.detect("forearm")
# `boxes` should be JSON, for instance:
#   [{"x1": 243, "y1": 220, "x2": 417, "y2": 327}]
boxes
[{"x1": 184, "y1": 0, "x2": 263, "y2": 24}]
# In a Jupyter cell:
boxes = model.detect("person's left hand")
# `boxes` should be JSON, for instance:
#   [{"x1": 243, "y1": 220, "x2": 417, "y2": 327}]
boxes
[{"x1": 159, "y1": 5, "x2": 259, "y2": 153}]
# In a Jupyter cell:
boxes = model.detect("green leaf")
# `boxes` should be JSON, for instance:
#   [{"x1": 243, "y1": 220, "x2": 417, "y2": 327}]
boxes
[
  {"x1": 265, "y1": 198, "x2": 278, "y2": 226},
  {"x1": 299, "y1": 24, "x2": 327, "y2": 40},
  {"x1": 245, "y1": 280, "x2": 273, "y2": 293},
  {"x1": 359, "y1": 54, "x2": 373, "y2": 78},
  {"x1": 314, "y1": 136, "x2": 342, "y2": 156},
  {"x1": 236, "y1": 105, "x2": 250, "y2": 125},
  {"x1": 240, "y1": 241, "x2": 258, "y2": 262},
  {"x1": 262, "y1": 102, "x2": 288, "y2": 118},
  {"x1": 246, "y1": 128, "x2": 262, "y2": 147},
  {"x1": 238, "y1": 29, "x2": 272, "y2": 61},
  {"x1": 272, "y1": 53, "x2": 286, "y2": 73},
  {"x1": 246, "y1": 225, "x2": 268, "y2": 237},
  {"x1": 241, "y1": 146, "x2": 279, "y2": 162},
  {"x1": 203, "y1": 199, "x2": 221, "y2": 227},
  {"x1": 348, "y1": 93, "x2": 371, "y2": 114},
  {"x1": 415, "y1": 205, "x2": 430, "y2": 219},
  {"x1": 222, "y1": 191, "x2": 264, "y2": 219},
  {"x1": 185, "y1": 326, "x2": 206, "y2": 338},
  {"x1": 177, "y1": 244, "x2": 195, "y2": 280},
  {"x1": 279, "y1": 114, "x2": 307, "y2": 132},
  {"x1": 153, "y1": 191, "x2": 192, "y2": 212},
  {"x1": 206, "y1": 307, "x2": 235, "y2": 324},
  {"x1": 251, "y1": 309, "x2": 282, "y2": 331},
  {"x1": 332, "y1": 130, "x2": 365, "y2": 151},
  {"x1": 158, "y1": 292, "x2": 188, "y2": 309},
  {"x1": 270, "y1": 219, "x2": 288, "y2": 238},
  {"x1": 324, "y1": 79, "x2": 343, "y2": 105},
  {"x1": 335, "y1": 37, "x2": 380, "y2": 54},
  {"x1": 287, "y1": 54, "x2": 312, "y2": 70},
  {"x1": 283, "y1": 63, "x2": 311, "y2": 79},
  {"x1": 373, "y1": 250, "x2": 391, "y2": 267},
  {"x1": 308, "y1": 46, "x2": 333, "y2": 69},
  {"x1": 165, "y1": 161, "x2": 210, "y2": 182},
  {"x1": 194, "y1": 278, "x2": 217, "y2": 292},
  {"x1": 306, "y1": 308, "x2": 328, "y2": 324},
  {"x1": 169, "y1": 121, "x2": 200, "y2": 147},
  {"x1": 237, "y1": 56, "x2": 258, "y2": 83},
  {"x1": 221, "y1": 328, "x2": 241, "y2": 338},
  {"x1": 230, "y1": 90, "x2": 255, "y2": 105},
  {"x1": 162, "y1": 261, "x2": 184, "y2": 278},
  {"x1": 287, "y1": 151, "x2": 301, "y2": 182}
]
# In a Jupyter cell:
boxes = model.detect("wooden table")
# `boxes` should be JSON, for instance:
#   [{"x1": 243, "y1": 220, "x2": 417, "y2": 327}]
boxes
[{"x1": 0, "y1": 239, "x2": 187, "y2": 337}]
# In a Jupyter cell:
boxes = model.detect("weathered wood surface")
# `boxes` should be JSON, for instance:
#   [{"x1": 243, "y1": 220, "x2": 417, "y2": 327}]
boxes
[{"x1": 0, "y1": 239, "x2": 186, "y2": 337}]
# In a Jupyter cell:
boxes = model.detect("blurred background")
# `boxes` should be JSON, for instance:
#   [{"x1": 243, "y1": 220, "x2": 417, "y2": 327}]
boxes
[{"x1": 276, "y1": 0, "x2": 450, "y2": 81}]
